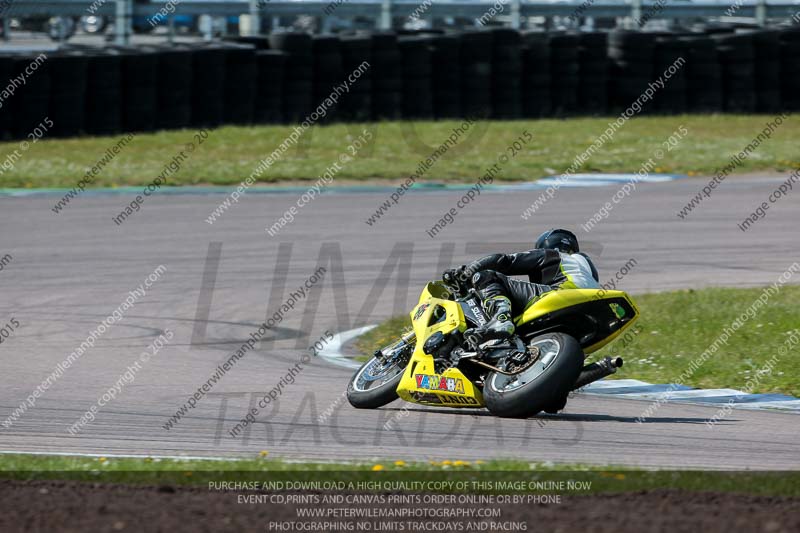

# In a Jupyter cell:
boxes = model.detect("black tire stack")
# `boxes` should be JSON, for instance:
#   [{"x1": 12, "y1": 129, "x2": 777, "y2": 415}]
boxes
[
  {"x1": 549, "y1": 33, "x2": 580, "y2": 115},
  {"x1": 680, "y1": 34, "x2": 723, "y2": 112},
  {"x1": 269, "y1": 33, "x2": 313, "y2": 123},
  {"x1": 0, "y1": 55, "x2": 14, "y2": 139},
  {"x1": 491, "y1": 29, "x2": 522, "y2": 119},
  {"x1": 751, "y1": 30, "x2": 782, "y2": 112},
  {"x1": 576, "y1": 31, "x2": 609, "y2": 115},
  {"x1": 10, "y1": 55, "x2": 52, "y2": 139},
  {"x1": 255, "y1": 50, "x2": 286, "y2": 124},
  {"x1": 778, "y1": 28, "x2": 800, "y2": 111},
  {"x1": 8, "y1": 27, "x2": 800, "y2": 141},
  {"x1": 225, "y1": 36, "x2": 270, "y2": 50},
  {"x1": 521, "y1": 32, "x2": 551, "y2": 118},
  {"x1": 460, "y1": 30, "x2": 493, "y2": 117},
  {"x1": 154, "y1": 45, "x2": 193, "y2": 130},
  {"x1": 339, "y1": 36, "x2": 372, "y2": 121},
  {"x1": 114, "y1": 47, "x2": 158, "y2": 133},
  {"x1": 711, "y1": 32, "x2": 756, "y2": 112},
  {"x1": 652, "y1": 34, "x2": 688, "y2": 114},
  {"x1": 312, "y1": 35, "x2": 344, "y2": 123},
  {"x1": 84, "y1": 51, "x2": 121, "y2": 136},
  {"x1": 191, "y1": 45, "x2": 226, "y2": 129},
  {"x1": 608, "y1": 30, "x2": 655, "y2": 113},
  {"x1": 430, "y1": 35, "x2": 461, "y2": 119},
  {"x1": 9, "y1": 55, "x2": 45, "y2": 139},
  {"x1": 223, "y1": 44, "x2": 257, "y2": 125},
  {"x1": 398, "y1": 36, "x2": 434, "y2": 119},
  {"x1": 48, "y1": 52, "x2": 88, "y2": 138},
  {"x1": 370, "y1": 32, "x2": 403, "y2": 120}
]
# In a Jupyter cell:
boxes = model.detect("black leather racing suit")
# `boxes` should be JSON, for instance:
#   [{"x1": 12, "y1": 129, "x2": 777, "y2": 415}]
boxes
[{"x1": 467, "y1": 249, "x2": 601, "y2": 318}]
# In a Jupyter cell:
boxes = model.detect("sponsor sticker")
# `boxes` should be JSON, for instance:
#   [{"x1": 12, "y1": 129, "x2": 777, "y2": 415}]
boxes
[
  {"x1": 609, "y1": 302, "x2": 626, "y2": 318},
  {"x1": 467, "y1": 298, "x2": 487, "y2": 326},
  {"x1": 413, "y1": 303, "x2": 430, "y2": 321},
  {"x1": 436, "y1": 394, "x2": 479, "y2": 405},
  {"x1": 414, "y1": 373, "x2": 465, "y2": 394},
  {"x1": 410, "y1": 391, "x2": 442, "y2": 404}
]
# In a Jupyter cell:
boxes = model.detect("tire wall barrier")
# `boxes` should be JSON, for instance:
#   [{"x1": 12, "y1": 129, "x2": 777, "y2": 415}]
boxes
[{"x1": 0, "y1": 27, "x2": 795, "y2": 140}]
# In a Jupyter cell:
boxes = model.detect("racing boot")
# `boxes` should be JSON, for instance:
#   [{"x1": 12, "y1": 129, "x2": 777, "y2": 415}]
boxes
[
  {"x1": 482, "y1": 295, "x2": 515, "y2": 339},
  {"x1": 465, "y1": 271, "x2": 516, "y2": 348}
]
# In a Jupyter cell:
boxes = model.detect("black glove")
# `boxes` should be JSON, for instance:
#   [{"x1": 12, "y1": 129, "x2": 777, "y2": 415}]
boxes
[
  {"x1": 443, "y1": 265, "x2": 472, "y2": 287},
  {"x1": 456, "y1": 264, "x2": 472, "y2": 283},
  {"x1": 442, "y1": 268, "x2": 459, "y2": 287}
]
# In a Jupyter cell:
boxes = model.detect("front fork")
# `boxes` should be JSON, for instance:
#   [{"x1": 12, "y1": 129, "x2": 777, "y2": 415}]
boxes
[{"x1": 375, "y1": 330, "x2": 416, "y2": 363}]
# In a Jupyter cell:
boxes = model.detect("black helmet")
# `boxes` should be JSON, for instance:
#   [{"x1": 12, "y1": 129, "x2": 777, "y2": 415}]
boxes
[{"x1": 535, "y1": 228, "x2": 579, "y2": 254}]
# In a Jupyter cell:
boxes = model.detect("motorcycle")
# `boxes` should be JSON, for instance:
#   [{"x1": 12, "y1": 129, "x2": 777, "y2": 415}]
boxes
[{"x1": 347, "y1": 273, "x2": 639, "y2": 418}]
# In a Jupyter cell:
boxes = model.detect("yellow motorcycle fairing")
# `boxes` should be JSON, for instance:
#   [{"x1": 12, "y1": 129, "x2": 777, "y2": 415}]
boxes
[
  {"x1": 514, "y1": 288, "x2": 640, "y2": 354},
  {"x1": 397, "y1": 284, "x2": 484, "y2": 408},
  {"x1": 416, "y1": 281, "x2": 451, "y2": 304},
  {"x1": 396, "y1": 283, "x2": 639, "y2": 408}
]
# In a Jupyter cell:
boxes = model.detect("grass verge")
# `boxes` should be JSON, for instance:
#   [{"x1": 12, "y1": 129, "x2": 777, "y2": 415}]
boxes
[
  {"x1": 1, "y1": 454, "x2": 798, "y2": 496},
  {"x1": 2, "y1": 115, "x2": 799, "y2": 188},
  {"x1": 353, "y1": 316, "x2": 412, "y2": 362},
  {"x1": 355, "y1": 286, "x2": 800, "y2": 396}
]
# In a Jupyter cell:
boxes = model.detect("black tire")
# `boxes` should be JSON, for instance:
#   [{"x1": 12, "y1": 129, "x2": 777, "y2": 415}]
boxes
[
  {"x1": 46, "y1": 16, "x2": 76, "y2": 41},
  {"x1": 225, "y1": 36, "x2": 270, "y2": 50},
  {"x1": 48, "y1": 52, "x2": 88, "y2": 138},
  {"x1": 483, "y1": 333, "x2": 583, "y2": 419},
  {"x1": 268, "y1": 33, "x2": 312, "y2": 56},
  {"x1": 608, "y1": 30, "x2": 656, "y2": 49},
  {"x1": 191, "y1": 45, "x2": 226, "y2": 129},
  {"x1": 543, "y1": 393, "x2": 569, "y2": 415},
  {"x1": 154, "y1": 46, "x2": 193, "y2": 130},
  {"x1": 346, "y1": 356, "x2": 405, "y2": 409}
]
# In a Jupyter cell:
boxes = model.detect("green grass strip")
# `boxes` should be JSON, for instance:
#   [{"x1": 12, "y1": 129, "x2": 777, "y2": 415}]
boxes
[{"x1": 2, "y1": 115, "x2": 799, "y2": 188}]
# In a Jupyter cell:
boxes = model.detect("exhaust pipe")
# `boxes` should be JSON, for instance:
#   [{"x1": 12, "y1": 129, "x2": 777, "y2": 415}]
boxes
[{"x1": 571, "y1": 356, "x2": 623, "y2": 391}]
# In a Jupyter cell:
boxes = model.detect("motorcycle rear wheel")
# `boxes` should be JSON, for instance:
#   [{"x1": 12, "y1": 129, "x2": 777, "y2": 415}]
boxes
[{"x1": 483, "y1": 332, "x2": 583, "y2": 418}]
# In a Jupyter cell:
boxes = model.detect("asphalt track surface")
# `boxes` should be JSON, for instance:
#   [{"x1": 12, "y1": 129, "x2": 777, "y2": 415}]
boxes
[{"x1": 1, "y1": 174, "x2": 799, "y2": 469}]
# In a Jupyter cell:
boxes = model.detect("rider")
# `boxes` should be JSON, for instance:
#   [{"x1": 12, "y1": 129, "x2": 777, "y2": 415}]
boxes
[{"x1": 446, "y1": 229, "x2": 600, "y2": 345}]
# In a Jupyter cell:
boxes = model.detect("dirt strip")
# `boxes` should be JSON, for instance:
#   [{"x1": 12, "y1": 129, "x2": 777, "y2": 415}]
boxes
[{"x1": 1, "y1": 480, "x2": 798, "y2": 533}]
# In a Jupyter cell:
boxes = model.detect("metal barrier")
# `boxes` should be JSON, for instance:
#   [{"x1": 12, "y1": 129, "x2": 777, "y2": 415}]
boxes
[{"x1": 3, "y1": 1, "x2": 800, "y2": 45}]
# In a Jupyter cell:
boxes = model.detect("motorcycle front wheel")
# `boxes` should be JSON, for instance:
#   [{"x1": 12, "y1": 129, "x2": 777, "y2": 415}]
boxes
[
  {"x1": 346, "y1": 340, "x2": 411, "y2": 409},
  {"x1": 483, "y1": 332, "x2": 583, "y2": 418}
]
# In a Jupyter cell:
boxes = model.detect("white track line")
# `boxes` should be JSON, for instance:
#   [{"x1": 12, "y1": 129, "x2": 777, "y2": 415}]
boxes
[
  {"x1": 581, "y1": 379, "x2": 800, "y2": 412},
  {"x1": 317, "y1": 325, "x2": 377, "y2": 370},
  {"x1": 0, "y1": 450, "x2": 366, "y2": 464},
  {"x1": 0, "y1": 450, "x2": 243, "y2": 461},
  {"x1": 324, "y1": 329, "x2": 800, "y2": 413}
]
